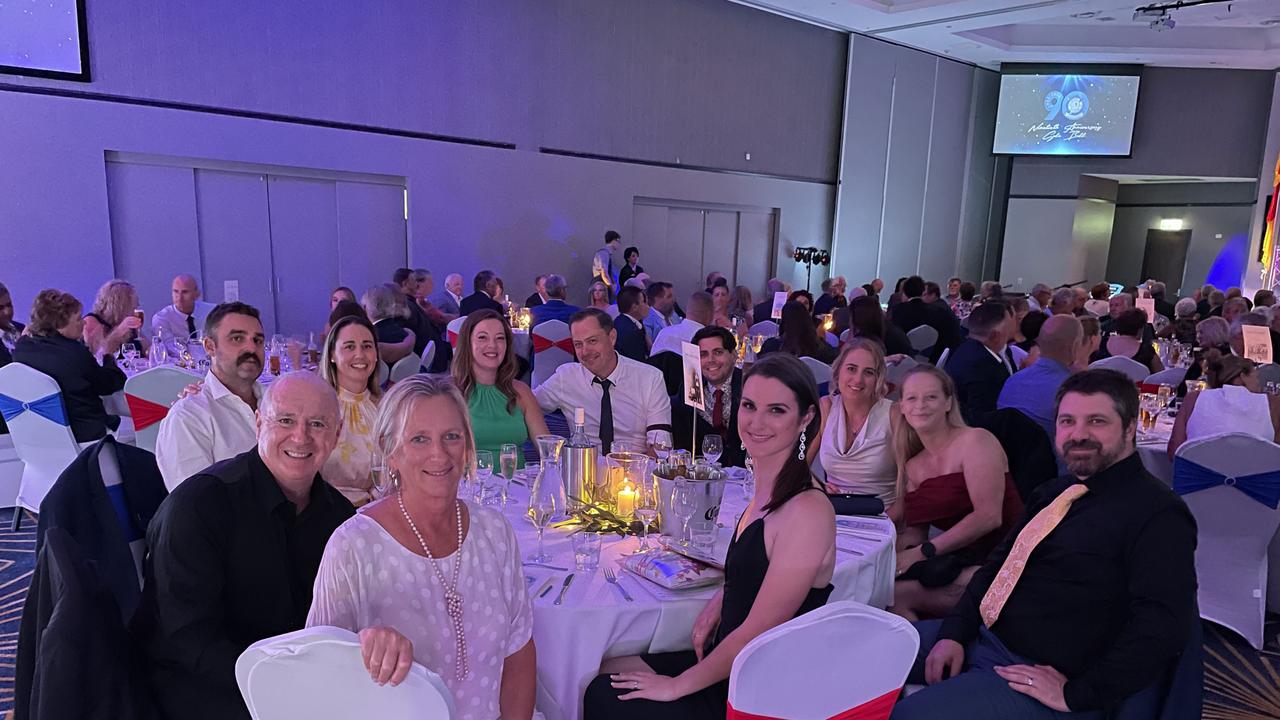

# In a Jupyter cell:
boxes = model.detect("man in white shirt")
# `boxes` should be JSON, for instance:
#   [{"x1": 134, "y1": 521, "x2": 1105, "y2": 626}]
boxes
[
  {"x1": 650, "y1": 291, "x2": 713, "y2": 357},
  {"x1": 592, "y1": 231, "x2": 621, "y2": 299},
  {"x1": 534, "y1": 308, "x2": 672, "y2": 452},
  {"x1": 151, "y1": 274, "x2": 215, "y2": 342},
  {"x1": 155, "y1": 302, "x2": 266, "y2": 489}
]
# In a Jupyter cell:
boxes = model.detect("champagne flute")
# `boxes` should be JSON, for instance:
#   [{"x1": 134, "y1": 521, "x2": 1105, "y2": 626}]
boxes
[
  {"x1": 499, "y1": 443, "x2": 519, "y2": 506},
  {"x1": 702, "y1": 434, "x2": 723, "y2": 466},
  {"x1": 672, "y1": 480, "x2": 697, "y2": 547},
  {"x1": 369, "y1": 453, "x2": 389, "y2": 497},
  {"x1": 475, "y1": 451, "x2": 495, "y2": 505},
  {"x1": 527, "y1": 471, "x2": 559, "y2": 563},
  {"x1": 634, "y1": 476, "x2": 659, "y2": 554}
]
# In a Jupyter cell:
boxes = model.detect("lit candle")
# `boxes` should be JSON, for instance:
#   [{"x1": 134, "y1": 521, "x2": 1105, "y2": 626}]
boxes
[{"x1": 616, "y1": 481, "x2": 637, "y2": 519}]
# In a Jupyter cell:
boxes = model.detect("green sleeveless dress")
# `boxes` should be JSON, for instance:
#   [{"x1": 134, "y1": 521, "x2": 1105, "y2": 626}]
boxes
[{"x1": 468, "y1": 383, "x2": 528, "y2": 469}]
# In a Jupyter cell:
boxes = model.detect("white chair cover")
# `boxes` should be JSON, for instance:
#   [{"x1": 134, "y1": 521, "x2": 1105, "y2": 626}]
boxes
[
  {"x1": 123, "y1": 366, "x2": 200, "y2": 454},
  {"x1": 1144, "y1": 367, "x2": 1187, "y2": 387},
  {"x1": 388, "y1": 351, "x2": 422, "y2": 383},
  {"x1": 752, "y1": 320, "x2": 779, "y2": 339},
  {"x1": 0, "y1": 363, "x2": 88, "y2": 513},
  {"x1": 1255, "y1": 362, "x2": 1280, "y2": 387},
  {"x1": 825, "y1": 332, "x2": 839, "y2": 348},
  {"x1": 376, "y1": 361, "x2": 390, "y2": 387},
  {"x1": 935, "y1": 346, "x2": 950, "y2": 369},
  {"x1": 885, "y1": 356, "x2": 918, "y2": 401},
  {"x1": 801, "y1": 356, "x2": 832, "y2": 389},
  {"x1": 1175, "y1": 433, "x2": 1280, "y2": 649},
  {"x1": 420, "y1": 341, "x2": 437, "y2": 374},
  {"x1": 96, "y1": 439, "x2": 145, "y2": 587},
  {"x1": 905, "y1": 325, "x2": 937, "y2": 353},
  {"x1": 728, "y1": 601, "x2": 918, "y2": 719},
  {"x1": 446, "y1": 316, "x2": 466, "y2": 348},
  {"x1": 236, "y1": 626, "x2": 455, "y2": 720},
  {"x1": 1089, "y1": 355, "x2": 1150, "y2": 383},
  {"x1": 531, "y1": 320, "x2": 573, "y2": 388}
]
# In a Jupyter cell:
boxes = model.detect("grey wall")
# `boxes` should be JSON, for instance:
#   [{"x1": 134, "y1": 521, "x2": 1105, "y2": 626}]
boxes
[
  {"x1": 4, "y1": 0, "x2": 847, "y2": 182},
  {"x1": 831, "y1": 34, "x2": 999, "y2": 287}
]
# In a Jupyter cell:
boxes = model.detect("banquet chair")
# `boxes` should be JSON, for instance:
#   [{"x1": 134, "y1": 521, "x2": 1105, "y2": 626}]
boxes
[
  {"x1": 446, "y1": 316, "x2": 466, "y2": 348},
  {"x1": 934, "y1": 346, "x2": 950, "y2": 369},
  {"x1": 0, "y1": 363, "x2": 95, "y2": 530},
  {"x1": 420, "y1": 341, "x2": 437, "y2": 375},
  {"x1": 1089, "y1": 355, "x2": 1150, "y2": 383},
  {"x1": 905, "y1": 326, "x2": 937, "y2": 356},
  {"x1": 884, "y1": 356, "x2": 918, "y2": 401},
  {"x1": 1254, "y1": 362, "x2": 1280, "y2": 388},
  {"x1": 1144, "y1": 367, "x2": 1187, "y2": 388},
  {"x1": 1173, "y1": 432, "x2": 1280, "y2": 649},
  {"x1": 824, "y1": 332, "x2": 839, "y2": 348},
  {"x1": 800, "y1": 356, "x2": 832, "y2": 394},
  {"x1": 728, "y1": 601, "x2": 918, "y2": 720},
  {"x1": 388, "y1": 351, "x2": 422, "y2": 383},
  {"x1": 531, "y1": 320, "x2": 573, "y2": 388},
  {"x1": 236, "y1": 626, "x2": 455, "y2": 720},
  {"x1": 752, "y1": 320, "x2": 779, "y2": 339},
  {"x1": 123, "y1": 366, "x2": 199, "y2": 454}
]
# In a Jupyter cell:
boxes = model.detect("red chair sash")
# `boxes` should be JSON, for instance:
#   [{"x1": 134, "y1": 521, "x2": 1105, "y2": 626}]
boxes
[
  {"x1": 532, "y1": 335, "x2": 575, "y2": 354},
  {"x1": 727, "y1": 688, "x2": 899, "y2": 720},
  {"x1": 448, "y1": 330, "x2": 459, "y2": 348},
  {"x1": 125, "y1": 394, "x2": 171, "y2": 432}
]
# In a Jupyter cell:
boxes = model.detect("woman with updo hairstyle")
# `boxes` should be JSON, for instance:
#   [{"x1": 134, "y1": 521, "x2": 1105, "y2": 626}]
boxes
[{"x1": 1167, "y1": 349, "x2": 1280, "y2": 458}]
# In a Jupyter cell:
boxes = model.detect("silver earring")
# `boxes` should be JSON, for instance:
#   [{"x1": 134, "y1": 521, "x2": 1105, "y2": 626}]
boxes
[
  {"x1": 798, "y1": 431, "x2": 807, "y2": 461},
  {"x1": 390, "y1": 468, "x2": 401, "y2": 491}
]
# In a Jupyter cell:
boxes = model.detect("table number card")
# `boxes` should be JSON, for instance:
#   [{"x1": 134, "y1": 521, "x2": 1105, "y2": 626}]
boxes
[
  {"x1": 681, "y1": 341, "x2": 705, "y2": 411},
  {"x1": 1136, "y1": 297, "x2": 1156, "y2": 321},
  {"x1": 771, "y1": 291, "x2": 787, "y2": 320},
  {"x1": 1242, "y1": 325, "x2": 1273, "y2": 364}
]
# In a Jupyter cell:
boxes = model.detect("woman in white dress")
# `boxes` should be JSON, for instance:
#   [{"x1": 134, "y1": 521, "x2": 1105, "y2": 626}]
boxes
[
  {"x1": 1167, "y1": 349, "x2": 1280, "y2": 459},
  {"x1": 811, "y1": 338, "x2": 899, "y2": 507},
  {"x1": 308, "y1": 375, "x2": 536, "y2": 720}
]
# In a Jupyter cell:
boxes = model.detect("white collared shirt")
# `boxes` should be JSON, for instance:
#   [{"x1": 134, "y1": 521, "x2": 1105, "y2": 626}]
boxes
[
  {"x1": 533, "y1": 354, "x2": 672, "y2": 448},
  {"x1": 155, "y1": 370, "x2": 264, "y2": 490},
  {"x1": 152, "y1": 300, "x2": 216, "y2": 341},
  {"x1": 649, "y1": 319, "x2": 705, "y2": 357},
  {"x1": 983, "y1": 343, "x2": 1014, "y2": 376}
]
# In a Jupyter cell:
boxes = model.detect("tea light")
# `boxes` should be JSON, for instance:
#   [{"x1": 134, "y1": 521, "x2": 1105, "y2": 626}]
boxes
[{"x1": 616, "y1": 480, "x2": 637, "y2": 518}]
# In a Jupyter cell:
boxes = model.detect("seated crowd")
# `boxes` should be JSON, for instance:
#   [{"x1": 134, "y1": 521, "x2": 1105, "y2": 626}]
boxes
[{"x1": 0, "y1": 242, "x2": 1230, "y2": 719}]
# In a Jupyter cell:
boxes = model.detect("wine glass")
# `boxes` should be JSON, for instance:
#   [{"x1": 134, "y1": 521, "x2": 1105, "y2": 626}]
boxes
[
  {"x1": 369, "y1": 453, "x2": 389, "y2": 497},
  {"x1": 475, "y1": 451, "x2": 495, "y2": 505},
  {"x1": 121, "y1": 344, "x2": 139, "y2": 371},
  {"x1": 702, "y1": 434, "x2": 723, "y2": 466},
  {"x1": 672, "y1": 480, "x2": 697, "y2": 547},
  {"x1": 652, "y1": 435, "x2": 673, "y2": 461},
  {"x1": 634, "y1": 476, "x2": 659, "y2": 554},
  {"x1": 527, "y1": 469, "x2": 560, "y2": 563},
  {"x1": 499, "y1": 443, "x2": 519, "y2": 506}
]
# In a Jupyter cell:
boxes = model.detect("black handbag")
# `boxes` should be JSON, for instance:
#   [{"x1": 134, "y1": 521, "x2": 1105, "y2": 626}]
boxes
[{"x1": 826, "y1": 493, "x2": 885, "y2": 517}]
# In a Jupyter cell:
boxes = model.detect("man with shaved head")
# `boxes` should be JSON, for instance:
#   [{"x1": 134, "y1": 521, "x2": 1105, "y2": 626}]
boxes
[
  {"x1": 152, "y1": 273, "x2": 215, "y2": 341},
  {"x1": 998, "y1": 315, "x2": 1082, "y2": 440},
  {"x1": 136, "y1": 371, "x2": 353, "y2": 720}
]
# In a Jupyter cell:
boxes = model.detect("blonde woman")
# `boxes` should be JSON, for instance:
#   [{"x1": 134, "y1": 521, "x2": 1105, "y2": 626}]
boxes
[
  {"x1": 588, "y1": 281, "x2": 611, "y2": 310},
  {"x1": 811, "y1": 339, "x2": 897, "y2": 506},
  {"x1": 889, "y1": 365, "x2": 1022, "y2": 621},
  {"x1": 82, "y1": 279, "x2": 149, "y2": 356}
]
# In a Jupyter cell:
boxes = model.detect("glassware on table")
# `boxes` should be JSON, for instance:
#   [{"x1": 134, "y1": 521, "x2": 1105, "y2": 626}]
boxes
[
  {"x1": 634, "y1": 476, "x2": 660, "y2": 554},
  {"x1": 369, "y1": 453, "x2": 389, "y2": 497},
  {"x1": 652, "y1": 435, "x2": 673, "y2": 461},
  {"x1": 1138, "y1": 393, "x2": 1159, "y2": 435},
  {"x1": 702, "y1": 434, "x2": 723, "y2": 466},
  {"x1": 610, "y1": 441, "x2": 646, "y2": 454},
  {"x1": 571, "y1": 531, "x2": 602, "y2": 572},
  {"x1": 474, "y1": 450, "x2": 496, "y2": 505},
  {"x1": 527, "y1": 453, "x2": 562, "y2": 563},
  {"x1": 121, "y1": 344, "x2": 140, "y2": 370},
  {"x1": 671, "y1": 479, "x2": 698, "y2": 547},
  {"x1": 751, "y1": 334, "x2": 765, "y2": 354},
  {"x1": 1156, "y1": 384, "x2": 1174, "y2": 413},
  {"x1": 499, "y1": 443, "x2": 519, "y2": 506}
]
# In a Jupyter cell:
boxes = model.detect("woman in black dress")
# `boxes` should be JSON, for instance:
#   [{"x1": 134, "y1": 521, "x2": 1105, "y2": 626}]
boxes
[{"x1": 583, "y1": 354, "x2": 836, "y2": 719}]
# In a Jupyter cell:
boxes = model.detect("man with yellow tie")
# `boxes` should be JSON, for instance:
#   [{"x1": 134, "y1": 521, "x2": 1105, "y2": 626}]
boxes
[{"x1": 891, "y1": 370, "x2": 1197, "y2": 719}]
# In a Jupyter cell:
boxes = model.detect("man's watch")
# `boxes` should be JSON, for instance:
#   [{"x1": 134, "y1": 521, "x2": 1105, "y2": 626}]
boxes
[{"x1": 920, "y1": 541, "x2": 937, "y2": 559}]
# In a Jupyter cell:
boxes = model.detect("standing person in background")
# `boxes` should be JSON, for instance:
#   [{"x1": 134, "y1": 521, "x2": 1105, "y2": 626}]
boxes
[
  {"x1": 644, "y1": 281, "x2": 679, "y2": 341},
  {"x1": 82, "y1": 279, "x2": 148, "y2": 356},
  {"x1": 428, "y1": 273, "x2": 464, "y2": 321},
  {"x1": 153, "y1": 274, "x2": 216, "y2": 343},
  {"x1": 618, "y1": 247, "x2": 645, "y2": 288},
  {"x1": 593, "y1": 230, "x2": 622, "y2": 300},
  {"x1": 613, "y1": 286, "x2": 651, "y2": 362},
  {"x1": 525, "y1": 275, "x2": 549, "y2": 308}
]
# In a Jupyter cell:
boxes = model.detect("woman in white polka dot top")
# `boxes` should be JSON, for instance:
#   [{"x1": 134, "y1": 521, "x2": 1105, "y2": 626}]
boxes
[{"x1": 308, "y1": 375, "x2": 536, "y2": 719}]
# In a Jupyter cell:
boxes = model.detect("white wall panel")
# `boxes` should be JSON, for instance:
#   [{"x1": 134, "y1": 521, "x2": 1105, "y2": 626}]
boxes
[{"x1": 106, "y1": 162, "x2": 201, "y2": 315}]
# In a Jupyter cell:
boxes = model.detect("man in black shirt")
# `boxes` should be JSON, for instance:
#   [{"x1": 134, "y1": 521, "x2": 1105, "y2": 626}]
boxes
[
  {"x1": 134, "y1": 372, "x2": 355, "y2": 720},
  {"x1": 892, "y1": 369, "x2": 1196, "y2": 719}
]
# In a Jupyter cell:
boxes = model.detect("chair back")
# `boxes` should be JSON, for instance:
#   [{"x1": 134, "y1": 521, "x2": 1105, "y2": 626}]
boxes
[
  {"x1": 0, "y1": 363, "x2": 80, "y2": 512},
  {"x1": 95, "y1": 439, "x2": 146, "y2": 591},
  {"x1": 1144, "y1": 367, "x2": 1187, "y2": 388},
  {"x1": 884, "y1": 356, "x2": 918, "y2": 401},
  {"x1": 935, "y1": 346, "x2": 950, "y2": 369},
  {"x1": 446, "y1": 317, "x2": 466, "y2": 348},
  {"x1": 1089, "y1": 355, "x2": 1150, "y2": 383},
  {"x1": 531, "y1": 320, "x2": 573, "y2": 388},
  {"x1": 123, "y1": 366, "x2": 199, "y2": 453},
  {"x1": 375, "y1": 361, "x2": 390, "y2": 387},
  {"x1": 905, "y1": 325, "x2": 937, "y2": 353},
  {"x1": 824, "y1": 332, "x2": 839, "y2": 348},
  {"x1": 800, "y1": 356, "x2": 832, "y2": 390},
  {"x1": 752, "y1": 320, "x2": 779, "y2": 339},
  {"x1": 236, "y1": 626, "x2": 455, "y2": 719},
  {"x1": 728, "y1": 601, "x2": 918, "y2": 720},
  {"x1": 388, "y1": 352, "x2": 422, "y2": 383},
  {"x1": 420, "y1": 341, "x2": 437, "y2": 375},
  {"x1": 1174, "y1": 432, "x2": 1280, "y2": 649}
]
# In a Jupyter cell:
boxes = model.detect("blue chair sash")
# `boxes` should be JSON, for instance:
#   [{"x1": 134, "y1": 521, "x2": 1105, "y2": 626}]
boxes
[
  {"x1": 1172, "y1": 456, "x2": 1280, "y2": 509},
  {"x1": 0, "y1": 391, "x2": 68, "y2": 426}
]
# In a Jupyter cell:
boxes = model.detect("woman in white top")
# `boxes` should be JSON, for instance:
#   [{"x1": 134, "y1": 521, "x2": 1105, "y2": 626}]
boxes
[
  {"x1": 1167, "y1": 349, "x2": 1280, "y2": 459},
  {"x1": 319, "y1": 315, "x2": 382, "y2": 506},
  {"x1": 811, "y1": 338, "x2": 898, "y2": 506},
  {"x1": 308, "y1": 375, "x2": 536, "y2": 720}
]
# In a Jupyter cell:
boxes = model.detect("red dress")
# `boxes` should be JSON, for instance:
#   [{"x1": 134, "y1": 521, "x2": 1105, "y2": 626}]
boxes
[{"x1": 903, "y1": 471, "x2": 1023, "y2": 563}]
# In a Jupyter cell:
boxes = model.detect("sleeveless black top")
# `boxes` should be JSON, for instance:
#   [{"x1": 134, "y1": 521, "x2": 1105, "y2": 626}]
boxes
[{"x1": 714, "y1": 500, "x2": 834, "y2": 646}]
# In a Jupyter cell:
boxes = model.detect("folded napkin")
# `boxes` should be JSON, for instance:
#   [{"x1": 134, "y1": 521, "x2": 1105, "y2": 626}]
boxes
[{"x1": 620, "y1": 550, "x2": 724, "y2": 590}]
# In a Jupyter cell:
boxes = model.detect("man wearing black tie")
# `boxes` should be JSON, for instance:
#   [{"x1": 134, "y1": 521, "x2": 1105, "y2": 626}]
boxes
[
  {"x1": 533, "y1": 308, "x2": 672, "y2": 452},
  {"x1": 944, "y1": 301, "x2": 1019, "y2": 425},
  {"x1": 672, "y1": 327, "x2": 746, "y2": 467},
  {"x1": 152, "y1": 274, "x2": 215, "y2": 342}
]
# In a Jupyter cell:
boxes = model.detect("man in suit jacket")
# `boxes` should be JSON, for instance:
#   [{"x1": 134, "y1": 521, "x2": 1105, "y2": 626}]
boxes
[
  {"x1": 889, "y1": 275, "x2": 961, "y2": 363},
  {"x1": 752, "y1": 278, "x2": 787, "y2": 324},
  {"x1": 672, "y1": 326, "x2": 746, "y2": 467},
  {"x1": 945, "y1": 301, "x2": 1018, "y2": 425},
  {"x1": 530, "y1": 274, "x2": 580, "y2": 327},
  {"x1": 427, "y1": 273, "x2": 464, "y2": 320},
  {"x1": 459, "y1": 269, "x2": 503, "y2": 316},
  {"x1": 613, "y1": 286, "x2": 650, "y2": 362},
  {"x1": 525, "y1": 274, "x2": 549, "y2": 308}
]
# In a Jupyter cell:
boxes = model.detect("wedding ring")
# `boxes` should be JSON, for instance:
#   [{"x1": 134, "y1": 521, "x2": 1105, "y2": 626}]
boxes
[
  {"x1": 1027, "y1": 677, "x2": 1034, "y2": 687},
  {"x1": 632, "y1": 682, "x2": 640, "y2": 690}
]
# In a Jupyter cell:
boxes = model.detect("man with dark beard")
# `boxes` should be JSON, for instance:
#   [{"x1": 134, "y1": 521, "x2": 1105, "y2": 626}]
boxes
[
  {"x1": 892, "y1": 370, "x2": 1197, "y2": 719},
  {"x1": 155, "y1": 302, "x2": 267, "y2": 490}
]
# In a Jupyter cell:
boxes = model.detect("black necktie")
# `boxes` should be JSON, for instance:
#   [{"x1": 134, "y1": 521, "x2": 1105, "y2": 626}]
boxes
[
  {"x1": 186, "y1": 313, "x2": 197, "y2": 339},
  {"x1": 593, "y1": 377, "x2": 614, "y2": 451}
]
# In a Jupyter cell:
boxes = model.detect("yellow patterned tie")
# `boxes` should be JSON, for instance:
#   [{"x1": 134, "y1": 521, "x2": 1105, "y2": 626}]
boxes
[{"x1": 979, "y1": 483, "x2": 1089, "y2": 628}]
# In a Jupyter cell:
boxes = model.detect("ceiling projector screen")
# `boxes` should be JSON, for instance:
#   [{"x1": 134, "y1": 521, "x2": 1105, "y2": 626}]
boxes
[
  {"x1": 0, "y1": 0, "x2": 90, "y2": 81},
  {"x1": 993, "y1": 73, "x2": 1140, "y2": 156}
]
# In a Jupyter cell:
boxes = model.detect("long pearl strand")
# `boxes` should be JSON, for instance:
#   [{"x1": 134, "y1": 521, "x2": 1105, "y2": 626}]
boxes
[{"x1": 398, "y1": 490, "x2": 469, "y2": 681}]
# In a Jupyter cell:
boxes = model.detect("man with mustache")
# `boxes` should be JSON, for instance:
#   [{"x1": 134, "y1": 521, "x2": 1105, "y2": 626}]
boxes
[
  {"x1": 892, "y1": 369, "x2": 1197, "y2": 719},
  {"x1": 156, "y1": 302, "x2": 268, "y2": 490}
]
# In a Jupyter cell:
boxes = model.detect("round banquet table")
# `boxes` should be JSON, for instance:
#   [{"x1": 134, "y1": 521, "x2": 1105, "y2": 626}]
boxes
[
  {"x1": 500, "y1": 474, "x2": 897, "y2": 720},
  {"x1": 1136, "y1": 415, "x2": 1176, "y2": 486}
]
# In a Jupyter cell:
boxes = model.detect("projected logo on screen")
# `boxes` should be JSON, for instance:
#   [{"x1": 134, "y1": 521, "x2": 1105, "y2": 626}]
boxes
[{"x1": 993, "y1": 74, "x2": 1140, "y2": 156}]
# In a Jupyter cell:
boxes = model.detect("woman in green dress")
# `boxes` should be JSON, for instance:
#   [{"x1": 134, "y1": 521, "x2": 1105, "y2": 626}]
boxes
[{"x1": 451, "y1": 309, "x2": 550, "y2": 468}]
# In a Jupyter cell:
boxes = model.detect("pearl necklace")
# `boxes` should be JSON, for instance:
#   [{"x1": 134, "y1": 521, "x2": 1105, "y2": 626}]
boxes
[{"x1": 397, "y1": 491, "x2": 469, "y2": 681}]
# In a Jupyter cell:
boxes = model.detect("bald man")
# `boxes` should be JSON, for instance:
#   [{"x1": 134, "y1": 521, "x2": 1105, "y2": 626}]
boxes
[
  {"x1": 997, "y1": 315, "x2": 1082, "y2": 439},
  {"x1": 153, "y1": 273, "x2": 216, "y2": 341}
]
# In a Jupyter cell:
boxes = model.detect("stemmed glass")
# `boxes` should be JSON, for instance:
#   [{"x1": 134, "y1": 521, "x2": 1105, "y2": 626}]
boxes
[
  {"x1": 634, "y1": 476, "x2": 659, "y2": 554},
  {"x1": 499, "y1": 443, "x2": 519, "y2": 506},
  {"x1": 475, "y1": 451, "x2": 495, "y2": 505},
  {"x1": 652, "y1": 435, "x2": 673, "y2": 461},
  {"x1": 527, "y1": 465, "x2": 560, "y2": 563},
  {"x1": 672, "y1": 480, "x2": 697, "y2": 547},
  {"x1": 369, "y1": 453, "x2": 389, "y2": 497},
  {"x1": 702, "y1": 434, "x2": 723, "y2": 466}
]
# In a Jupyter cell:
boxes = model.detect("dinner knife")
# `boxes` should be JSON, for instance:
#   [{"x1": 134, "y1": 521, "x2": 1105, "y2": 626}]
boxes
[{"x1": 554, "y1": 573, "x2": 575, "y2": 605}]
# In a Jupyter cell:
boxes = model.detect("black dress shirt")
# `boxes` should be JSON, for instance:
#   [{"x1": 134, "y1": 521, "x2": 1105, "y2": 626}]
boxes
[
  {"x1": 134, "y1": 448, "x2": 354, "y2": 720},
  {"x1": 939, "y1": 452, "x2": 1197, "y2": 712},
  {"x1": 11, "y1": 333, "x2": 126, "y2": 442}
]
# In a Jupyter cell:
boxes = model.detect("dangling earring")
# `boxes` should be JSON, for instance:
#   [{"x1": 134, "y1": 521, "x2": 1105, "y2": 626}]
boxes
[
  {"x1": 740, "y1": 441, "x2": 746, "y2": 451},
  {"x1": 390, "y1": 468, "x2": 402, "y2": 491},
  {"x1": 797, "y1": 431, "x2": 807, "y2": 461}
]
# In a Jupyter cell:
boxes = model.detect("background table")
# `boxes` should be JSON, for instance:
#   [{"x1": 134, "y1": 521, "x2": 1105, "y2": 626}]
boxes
[
  {"x1": 499, "y1": 474, "x2": 896, "y2": 720},
  {"x1": 1136, "y1": 415, "x2": 1176, "y2": 486}
]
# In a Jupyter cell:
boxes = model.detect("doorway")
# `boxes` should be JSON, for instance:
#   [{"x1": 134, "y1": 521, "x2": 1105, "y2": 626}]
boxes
[{"x1": 1139, "y1": 229, "x2": 1191, "y2": 297}]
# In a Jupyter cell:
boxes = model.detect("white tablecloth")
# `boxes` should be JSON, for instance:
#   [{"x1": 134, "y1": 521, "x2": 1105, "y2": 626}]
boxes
[
  {"x1": 1136, "y1": 416, "x2": 1176, "y2": 486},
  {"x1": 500, "y1": 478, "x2": 896, "y2": 720}
]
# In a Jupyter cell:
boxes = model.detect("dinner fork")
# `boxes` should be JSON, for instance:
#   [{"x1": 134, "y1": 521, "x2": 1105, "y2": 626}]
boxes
[{"x1": 603, "y1": 568, "x2": 634, "y2": 602}]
